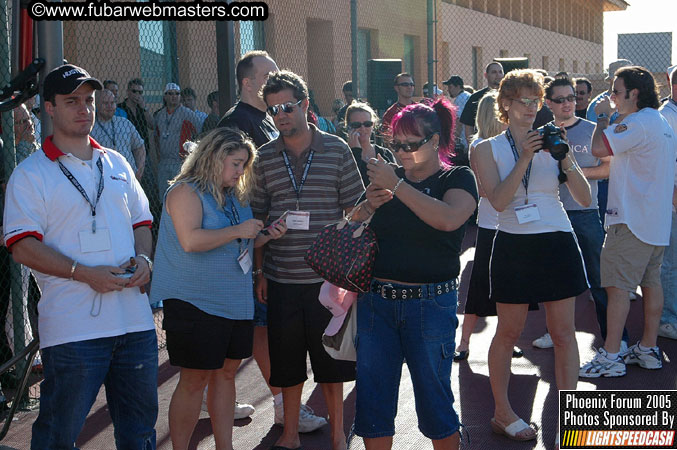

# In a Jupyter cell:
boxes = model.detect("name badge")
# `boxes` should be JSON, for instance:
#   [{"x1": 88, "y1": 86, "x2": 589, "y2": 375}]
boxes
[
  {"x1": 79, "y1": 228, "x2": 112, "y2": 253},
  {"x1": 514, "y1": 203, "x2": 541, "y2": 224},
  {"x1": 286, "y1": 211, "x2": 310, "y2": 230},
  {"x1": 238, "y1": 249, "x2": 252, "y2": 274}
]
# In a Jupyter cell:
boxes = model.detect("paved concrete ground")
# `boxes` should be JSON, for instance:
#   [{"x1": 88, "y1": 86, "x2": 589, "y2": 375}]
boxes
[{"x1": 2, "y1": 225, "x2": 675, "y2": 449}]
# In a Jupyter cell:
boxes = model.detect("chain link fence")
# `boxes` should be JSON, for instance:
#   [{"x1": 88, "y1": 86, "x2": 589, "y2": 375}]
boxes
[{"x1": 0, "y1": 0, "x2": 674, "y2": 441}]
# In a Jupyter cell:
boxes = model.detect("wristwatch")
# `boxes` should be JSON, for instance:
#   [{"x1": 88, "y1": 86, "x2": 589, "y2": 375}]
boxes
[{"x1": 137, "y1": 254, "x2": 153, "y2": 272}]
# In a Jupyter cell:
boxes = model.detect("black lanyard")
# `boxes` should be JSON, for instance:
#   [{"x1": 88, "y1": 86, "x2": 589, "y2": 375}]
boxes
[
  {"x1": 96, "y1": 120, "x2": 116, "y2": 147},
  {"x1": 58, "y1": 157, "x2": 104, "y2": 233},
  {"x1": 282, "y1": 149, "x2": 314, "y2": 210},
  {"x1": 224, "y1": 194, "x2": 249, "y2": 250},
  {"x1": 505, "y1": 129, "x2": 533, "y2": 204}
]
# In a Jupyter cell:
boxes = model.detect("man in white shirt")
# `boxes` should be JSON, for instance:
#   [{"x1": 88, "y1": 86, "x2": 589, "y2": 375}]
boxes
[
  {"x1": 657, "y1": 64, "x2": 677, "y2": 340},
  {"x1": 580, "y1": 66, "x2": 676, "y2": 378},
  {"x1": 443, "y1": 75, "x2": 471, "y2": 148},
  {"x1": 3, "y1": 64, "x2": 158, "y2": 448},
  {"x1": 91, "y1": 89, "x2": 146, "y2": 179}
]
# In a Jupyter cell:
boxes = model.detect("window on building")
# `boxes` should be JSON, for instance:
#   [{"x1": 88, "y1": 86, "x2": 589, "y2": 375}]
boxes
[
  {"x1": 499, "y1": 49, "x2": 509, "y2": 58},
  {"x1": 487, "y1": 0, "x2": 499, "y2": 17},
  {"x1": 559, "y1": 58, "x2": 565, "y2": 72},
  {"x1": 240, "y1": 21, "x2": 265, "y2": 54},
  {"x1": 585, "y1": 62, "x2": 590, "y2": 73},
  {"x1": 138, "y1": 17, "x2": 178, "y2": 104},
  {"x1": 573, "y1": 60, "x2": 578, "y2": 73},
  {"x1": 542, "y1": 55, "x2": 549, "y2": 71},
  {"x1": 358, "y1": 28, "x2": 372, "y2": 98}
]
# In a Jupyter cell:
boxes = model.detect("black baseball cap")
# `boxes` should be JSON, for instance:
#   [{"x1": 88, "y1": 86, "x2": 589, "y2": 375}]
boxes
[
  {"x1": 442, "y1": 75, "x2": 464, "y2": 86},
  {"x1": 43, "y1": 64, "x2": 103, "y2": 101}
]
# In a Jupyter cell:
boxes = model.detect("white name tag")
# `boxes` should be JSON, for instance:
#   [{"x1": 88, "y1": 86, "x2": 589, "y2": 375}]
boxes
[
  {"x1": 286, "y1": 211, "x2": 311, "y2": 230},
  {"x1": 79, "y1": 228, "x2": 112, "y2": 253},
  {"x1": 237, "y1": 249, "x2": 252, "y2": 274},
  {"x1": 514, "y1": 203, "x2": 541, "y2": 224}
]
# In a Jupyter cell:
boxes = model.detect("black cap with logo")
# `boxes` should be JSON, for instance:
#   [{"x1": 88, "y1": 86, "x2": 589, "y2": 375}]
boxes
[{"x1": 43, "y1": 64, "x2": 103, "y2": 101}]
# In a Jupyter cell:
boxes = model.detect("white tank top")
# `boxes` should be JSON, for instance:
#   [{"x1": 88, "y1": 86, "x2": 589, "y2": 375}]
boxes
[{"x1": 488, "y1": 131, "x2": 572, "y2": 234}]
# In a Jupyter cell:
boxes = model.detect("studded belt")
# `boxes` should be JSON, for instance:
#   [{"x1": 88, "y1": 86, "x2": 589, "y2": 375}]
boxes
[{"x1": 371, "y1": 279, "x2": 458, "y2": 300}]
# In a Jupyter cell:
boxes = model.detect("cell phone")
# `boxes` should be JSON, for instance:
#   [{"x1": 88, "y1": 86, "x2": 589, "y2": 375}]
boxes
[
  {"x1": 261, "y1": 211, "x2": 289, "y2": 235},
  {"x1": 114, "y1": 263, "x2": 137, "y2": 279}
]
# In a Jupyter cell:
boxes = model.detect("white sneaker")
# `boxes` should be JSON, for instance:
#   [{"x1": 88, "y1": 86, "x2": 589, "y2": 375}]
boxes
[
  {"x1": 274, "y1": 402, "x2": 328, "y2": 433},
  {"x1": 658, "y1": 323, "x2": 677, "y2": 340},
  {"x1": 200, "y1": 389, "x2": 255, "y2": 419},
  {"x1": 623, "y1": 342, "x2": 663, "y2": 370},
  {"x1": 532, "y1": 333, "x2": 554, "y2": 349},
  {"x1": 579, "y1": 348, "x2": 626, "y2": 378}
]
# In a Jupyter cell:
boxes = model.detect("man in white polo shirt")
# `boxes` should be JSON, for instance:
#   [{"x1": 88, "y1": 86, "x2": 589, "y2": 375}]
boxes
[
  {"x1": 580, "y1": 66, "x2": 676, "y2": 378},
  {"x1": 3, "y1": 64, "x2": 158, "y2": 448}
]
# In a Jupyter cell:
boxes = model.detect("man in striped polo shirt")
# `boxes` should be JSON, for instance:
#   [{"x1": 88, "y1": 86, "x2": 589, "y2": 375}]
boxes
[{"x1": 251, "y1": 71, "x2": 364, "y2": 450}]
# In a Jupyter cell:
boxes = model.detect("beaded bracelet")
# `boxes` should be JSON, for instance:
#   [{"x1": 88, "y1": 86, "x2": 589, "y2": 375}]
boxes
[{"x1": 391, "y1": 178, "x2": 404, "y2": 196}]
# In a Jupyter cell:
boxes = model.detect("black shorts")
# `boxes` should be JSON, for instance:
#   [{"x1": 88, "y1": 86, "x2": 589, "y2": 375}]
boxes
[
  {"x1": 489, "y1": 231, "x2": 589, "y2": 305},
  {"x1": 266, "y1": 280, "x2": 356, "y2": 387},
  {"x1": 163, "y1": 299, "x2": 254, "y2": 370}
]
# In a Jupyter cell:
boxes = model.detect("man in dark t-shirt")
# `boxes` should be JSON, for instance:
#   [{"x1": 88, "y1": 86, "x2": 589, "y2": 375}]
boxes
[
  {"x1": 217, "y1": 53, "x2": 279, "y2": 147},
  {"x1": 460, "y1": 62, "x2": 504, "y2": 139}
]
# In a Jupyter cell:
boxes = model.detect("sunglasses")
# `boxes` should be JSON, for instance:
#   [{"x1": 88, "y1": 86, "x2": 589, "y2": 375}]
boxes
[
  {"x1": 575, "y1": 90, "x2": 588, "y2": 96},
  {"x1": 266, "y1": 99, "x2": 303, "y2": 116},
  {"x1": 550, "y1": 95, "x2": 576, "y2": 104},
  {"x1": 349, "y1": 121, "x2": 374, "y2": 129},
  {"x1": 396, "y1": 82, "x2": 415, "y2": 87},
  {"x1": 514, "y1": 97, "x2": 542, "y2": 108},
  {"x1": 131, "y1": 89, "x2": 143, "y2": 94},
  {"x1": 388, "y1": 133, "x2": 436, "y2": 153}
]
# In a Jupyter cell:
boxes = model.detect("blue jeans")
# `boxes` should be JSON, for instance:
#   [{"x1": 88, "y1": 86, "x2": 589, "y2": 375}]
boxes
[
  {"x1": 568, "y1": 210, "x2": 629, "y2": 343},
  {"x1": 31, "y1": 330, "x2": 158, "y2": 450},
  {"x1": 661, "y1": 211, "x2": 677, "y2": 324},
  {"x1": 355, "y1": 282, "x2": 460, "y2": 440}
]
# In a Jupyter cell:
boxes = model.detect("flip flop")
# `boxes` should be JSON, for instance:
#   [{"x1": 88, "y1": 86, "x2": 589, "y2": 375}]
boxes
[{"x1": 490, "y1": 417, "x2": 537, "y2": 441}]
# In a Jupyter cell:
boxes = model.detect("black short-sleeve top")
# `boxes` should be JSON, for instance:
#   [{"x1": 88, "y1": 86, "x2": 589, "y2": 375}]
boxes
[{"x1": 368, "y1": 165, "x2": 478, "y2": 283}]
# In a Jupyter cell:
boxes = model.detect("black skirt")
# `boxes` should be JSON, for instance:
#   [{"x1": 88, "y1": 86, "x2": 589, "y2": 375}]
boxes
[
  {"x1": 465, "y1": 227, "x2": 538, "y2": 316},
  {"x1": 489, "y1": 230, "x2": 589, "y2": 305}
]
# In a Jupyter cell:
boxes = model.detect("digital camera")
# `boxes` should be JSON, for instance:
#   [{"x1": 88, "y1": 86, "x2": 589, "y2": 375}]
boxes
[{"x1": 537, "y1": 123, "x2": 569, "y2": 161}]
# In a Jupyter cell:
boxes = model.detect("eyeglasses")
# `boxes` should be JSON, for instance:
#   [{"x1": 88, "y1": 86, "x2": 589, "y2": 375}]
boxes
[
  {"x1": 550, "y1": 95, "x2": 576, "y2": 104},
  {"x1": 388, "y1": 133, "x2": 437, "y2": 153},
  {"x1": 514, "y1": 97, "x2": 542, "y2": 108},
  {"x1": 348, "y1": 121, "x2": 374, "y2": 129},
  {"x1": 266, "y1": 99, "x2": 303, "y2": 116},
  {"x1": 131, "y1": 89, "x2": 143, "y2": 94},
  {"x1": 396, "y1": 82, "x2": 415, "y2": 87}
]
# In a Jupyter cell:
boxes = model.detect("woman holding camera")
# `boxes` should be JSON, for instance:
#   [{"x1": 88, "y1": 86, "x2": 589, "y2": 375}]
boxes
[
  {"x1": 473, "y1": 70, "x2": 590, "y2": 444},
  {"x1": 150, "y1": 128, "x2": 286, "y2": 450},
  {"x1": 345, "y1": 101, "x2": 395, "y2": 184},
  {"x1": 353, "y1": 98, "x2": 478, "y2": 450}
]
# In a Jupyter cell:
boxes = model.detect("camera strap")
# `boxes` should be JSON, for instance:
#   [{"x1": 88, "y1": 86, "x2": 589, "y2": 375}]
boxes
[{"x1": 506, "y1": 128, "x2": 533, "y2": 204}]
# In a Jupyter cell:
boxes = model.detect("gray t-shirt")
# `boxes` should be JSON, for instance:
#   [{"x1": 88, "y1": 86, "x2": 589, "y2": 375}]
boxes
[{"x1": 559, "y1": 118, "x2": 599, "y2": 211}]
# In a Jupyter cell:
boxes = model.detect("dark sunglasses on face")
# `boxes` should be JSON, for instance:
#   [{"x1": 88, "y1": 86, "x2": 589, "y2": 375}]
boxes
[
  {"x1": 550, "y1": 95, "x2": 576, "y2": 104},
  {"x1": 396, "y1": 82, "x2": 415, "y2": 87},
  {"x1": 266, "y1": 99, "x2": 303, "y2": 116},
  {"x1": 131, "y1": 89, "x2": 143, "y2": 94},
  {"x1": 349, "y1": 121, "x2": 374, "y2": 129},
  {"x1": 575, "y1": 90, "x2": 588, "y2": 96},
  {"x1": 388, "y1": 133, "x2": 437, "y2": 153}
]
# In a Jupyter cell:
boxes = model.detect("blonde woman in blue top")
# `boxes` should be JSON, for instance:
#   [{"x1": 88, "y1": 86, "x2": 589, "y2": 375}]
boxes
[{"x1": 150, "y1": 128, "x2": 286, "y2": 450}]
